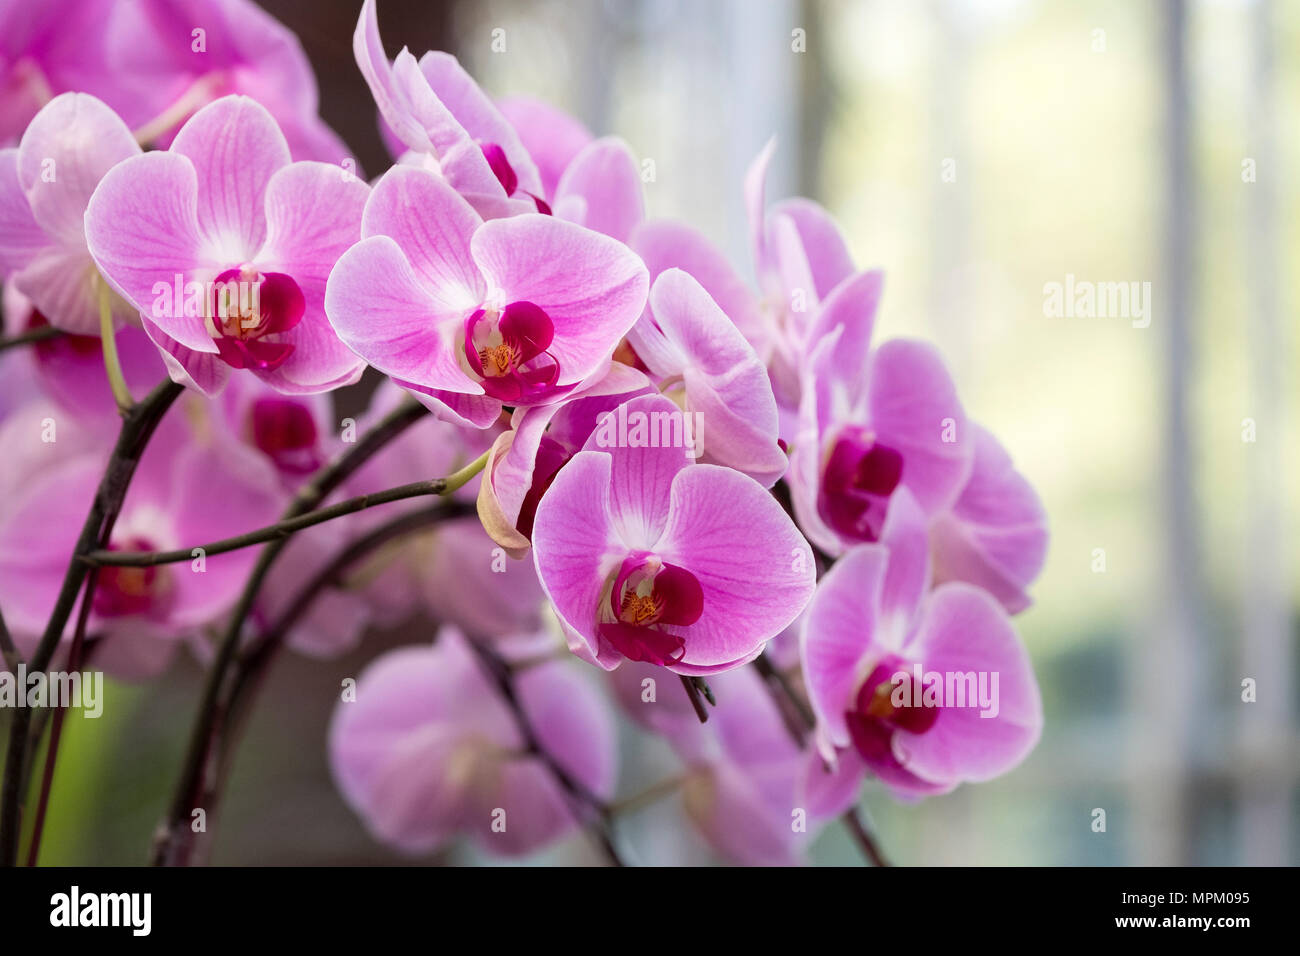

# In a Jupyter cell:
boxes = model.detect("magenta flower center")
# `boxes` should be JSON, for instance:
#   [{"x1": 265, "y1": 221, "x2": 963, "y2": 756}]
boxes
[
  {"x1": 207, "y1": 266, "x2": 306, "y2": 372},
  {"x1": 845, "y1": 659, "x2": 940, "y2": 764},
  {"x1": 516, "y1": 436, "x2": 570, "y2": 539},
  {"x1": 819, "y1": 426, "x2": 904, "y2": 542},
  {"x1": 597, "y1": 552, "x2": 704, "y2": 666},
  {"x1": 462, "y1": 301, "x2": 561, "y2": 403},
  {"x1": 479, "y1": 141, "x2": 551, "y2": 214},
  {"x1": 250, "y1": 397, "x2": 321, "y2": 474},
  {"x1": 93, "y1": 535, "x2": 172, "y2": 618}
]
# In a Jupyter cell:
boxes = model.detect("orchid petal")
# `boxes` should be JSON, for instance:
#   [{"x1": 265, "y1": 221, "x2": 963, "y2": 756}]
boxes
[
  {"x1": 471, "y1": 214, "x2": 648, "y2": 386},
  {"x1": 169, "y1": 96, "x2": 290, "y2": 262}
]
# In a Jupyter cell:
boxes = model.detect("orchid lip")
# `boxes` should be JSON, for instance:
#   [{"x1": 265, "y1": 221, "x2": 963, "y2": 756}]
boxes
[
  {"x1": 250, "y1": 397, "x2": 322, "y2": 474},
  {"x1": 845, "y1": 658, "x2": 940, "y2": 763},
  {"x1": 207, "y1": 267, "x2": 305, "y2": 371},
  {"x1": 819, "y1": 425, "x2": 904, "y2": 542},
  {"x1": 93, "y1": 535, "x2": 172, "y2": 618},
  {"x1": 461, "y1": 301, "x2": 562, "y2": 402},
  {"x1": 478, "y1": 140, "x2": 551, "y2": 213},
  {"x1": 597, "y1": 552, "x2": 704, "y2": 666}
]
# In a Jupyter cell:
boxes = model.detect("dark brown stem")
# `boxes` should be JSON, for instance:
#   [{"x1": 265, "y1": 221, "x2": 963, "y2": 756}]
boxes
[
  {"x1": 751, "y1": 653, "x2": 892, "y2": 867},
  {"x1": 151, "y1": 400, "x2": 431, "y2": 867},
  {"x1": 752, "y1": 654, "x2": 813, "y2": 746},
  {"x1": 0, "y1": 377, "x2": 181, "y2": 867},
  {"x1": 82, "y1": 479, "x2": 461, "y2": 568},
  {"x1": 24, "y1": 571, "x2": 96, "y2": 867},
  {"x1": 0, "y1": 325, "x2": 62, "y2": 353},
  {"x1": 464, "y1": 637, "x2": 625, "y2": 866},
  {"x1": 679, "y1": 675, "x2": 710, "y2": 723},
  {"x1": 843, "y1": 805, "x2": 890, "y2": 867},
  {"x1": 189, "y1": 501, "x2": 475, "y2": 866}
]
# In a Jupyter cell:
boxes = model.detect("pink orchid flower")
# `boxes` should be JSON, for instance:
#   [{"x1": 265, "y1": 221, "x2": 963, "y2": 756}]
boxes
[
  {"x1": 0, "y1": 407, "x2": 284, "y2": 680},
  {"x1": 627, "y1": 268, "x2": 787, "y2": 486},
  {"x1": 355, "y1": 0, "x2": 544, "y2": 213},
  {"x1": 0, "y1": 0, "x2": 347, "y2": 163},
  {"x1": 0, "y1": 93, "x2": 140, "y2": 334},
  {"x1": 745, "y1": 139, "x2": 860, "y2": 408},
  {"x1": 214, "y1": 374, "x2": 335, "y2": 485},
  {"x1": 84, "y1": 95, "x2": 370, "y2": 396},
  {"x1": 531, "y1": 392, "x2": 815, "y2": 673},
  {"x1": 107, "y1": 0, "x2": 351, "y2": 163},
  {"x1": 478, "y1": 362, "x2": 653, "y2": 557},
  {"x1": 608, "y1": 662, "x2": 837, "y2": 865},
  {"x1": 550, "y1": 137, "x2": 644, "y2": 243},
  {"x1": 630, "y1": 218, "x2": 768, "y2": 363},
  {"x1": 801, "y1": 489, "x2": 1042, "y2": 798},
  {"x1": 789, "y1": 270, "x2": 972, "y2": 555},
  {"x1": 1, "y1": 286, "x2": 166, "y2": 424},
  {"x1": 0, "y1": 0, "x2": 125, "y2": 143},
  {"x1": 329, "y1": 627, "x2": 616, "y2": 857},
  {"x1": 497, "y1": 95, "x2": 594, "y2": 204},
  {"x1": 325, "y1": 164, "x2": 648, "y2": 428},
  {"x1": 930, "y1": 423, "x2": 1049, "y2": 615}
]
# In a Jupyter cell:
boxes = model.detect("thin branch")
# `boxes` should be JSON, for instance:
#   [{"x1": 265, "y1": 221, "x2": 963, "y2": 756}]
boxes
[
  {"x1": 0, "y1": 325, "x2": 62, "y2": 353},
  {"x1": 26, "y1": 346, "x2": 173, "y2": 863},
  {"x1": 751, "y1": 652, "x2": 892, "y2": 867},
  {"x1": 189, "y1": 501, "x2": 475, "y2": 866},
  {"x1": 24, "y1": 569, "x2": 97, "y2": 866},
  {"x1": 82, "y1": 477, "x2": 470, "y2": 568},
  {"x1": 753, "y1": 653, "x2": 813, "y2": 746},
  {"x1": 0, "y1": 376, "x2": 182, "y2": 867},
  {"x1": 464, "y1": 637, "x2": 625, "y2": 867},
  {"x1": 16, "y1": 639, "x2": 101, "y2": 805},
  {"x1": 150, "y1": 400, "x2": 436, "y2": 867},
  {"x1": 228, "y1": 501, "x2": 476, "y2": 716},
  {"x1": 843, "y1": 805, "x2": 890, "y2": 868},
  {"x1": 679, "y1": 675, "x2": 710, "y2": 723}
]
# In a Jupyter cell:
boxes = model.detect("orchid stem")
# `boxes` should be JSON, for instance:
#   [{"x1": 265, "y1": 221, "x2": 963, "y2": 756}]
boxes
[
  {"x1": 751, "y1": 653, "x2": 893, "y2": 866},
  {"x1": 150, "y1": 399, "x2": 436, "y2": 867},
  {"x1": 98, "y1": 280, "x2": 132, "y2": 414},
  {"x1": 680, "y1": 675, "x2": 710, "y2": 723},
  {"x1": 24, "y1": 571, "x2": 96, "y2": 866},
  {"x1": 81, "y1": 473, "x2": 482, "y2": 568},
  {"x1": 193, "y1": 500, "x2": 476, "y2": 866},
  {"x1": 843, "y1": 806, "x2": 891, "y2": 867},
  {"x1": 0, "y1": 325, "x2": 62, "y2": 353},
  {"x1": 0, "y1": 377, "x2": 182, "y2": 866},
  {"x1": 464, "y1": 636, "x2": 625, "y2": 867}
]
